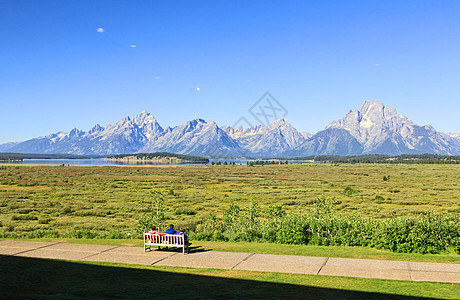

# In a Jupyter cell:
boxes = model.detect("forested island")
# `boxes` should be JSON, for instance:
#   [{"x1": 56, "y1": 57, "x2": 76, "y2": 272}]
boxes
[{"x1": 105, "y1": 152, "x2": 209, "y2": 164}]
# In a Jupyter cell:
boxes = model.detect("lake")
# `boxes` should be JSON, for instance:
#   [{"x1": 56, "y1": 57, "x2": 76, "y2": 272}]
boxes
[{"x1": 1, "y1": 158, "x2": 313, "y2": 166}]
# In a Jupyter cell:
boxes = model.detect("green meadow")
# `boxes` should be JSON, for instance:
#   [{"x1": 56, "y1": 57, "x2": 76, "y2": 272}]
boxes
[{"x1": 0, "y1": 163, "x2": 458, "y2": 236}]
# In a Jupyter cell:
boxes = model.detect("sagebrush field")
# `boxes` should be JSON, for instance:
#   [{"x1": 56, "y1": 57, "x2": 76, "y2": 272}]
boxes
[{"x1": 0, "y1": 164, "x2": 458, "y2": 238}]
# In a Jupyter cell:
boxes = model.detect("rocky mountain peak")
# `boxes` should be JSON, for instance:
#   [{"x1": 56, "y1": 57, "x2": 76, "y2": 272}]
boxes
[
  {"x1": 111, "y1": 116, "x2": 132, "y2": 129},
  {"x1": 69, "y1": 128, "x2": 83, "y2": 136},
  {"x1": 358, "y1": 101, "x2": 398, "y2": 123},
  {"x1": 267, "y1": 118, "x2": 290, "y2": 129},
  {"x1": 89, "y1": 124, "x2": 104, "y2": 135},
  {"x1": 359, "y1": 100, "x2": 384, "y2": 113},
  {"x1": 273, "y1": 118, "x2": 287, "y2": 124},
  {"x1": 133, "y1": 110, "x2": 156, "y2": 126},
  {"x1": 0, "y1": 105, "x2": 458, "y2": 156},
  {"x1": 325, "y1": 101, "x2": 456, "y2": 155}
]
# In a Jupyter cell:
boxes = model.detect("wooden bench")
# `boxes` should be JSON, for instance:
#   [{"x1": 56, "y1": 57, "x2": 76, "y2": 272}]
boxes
[{"x1": 144, "y1": 233, "x2": 190, "y2": 254}]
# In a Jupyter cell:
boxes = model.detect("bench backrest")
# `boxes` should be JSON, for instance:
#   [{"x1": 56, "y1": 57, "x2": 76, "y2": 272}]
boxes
[{"x1": 144, "y1": 233, "x2": 185, "y2": 246}]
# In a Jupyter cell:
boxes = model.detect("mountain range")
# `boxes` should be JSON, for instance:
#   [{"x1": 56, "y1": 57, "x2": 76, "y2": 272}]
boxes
[{"x1": 1, "y1": 101, "x2": 459, "y2": 157}]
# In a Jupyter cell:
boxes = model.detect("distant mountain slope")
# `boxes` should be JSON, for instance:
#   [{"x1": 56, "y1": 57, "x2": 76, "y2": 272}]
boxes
[
  {"x1": 286, "y1": 128, "x2": 363, "y2": 156},
  {"x1": 324, "y1": 101, "x2": 458, "y2": 155},
  {"x1": 140, "y1": 119, "x2": 241, "y2": 156},
  {"x1": 1, "y1": 111, "x2": 163, "y2": 155},
  {"x1": 0, "y1": 142, "x2": 19, "y2": 152},
  {"x1": 446, "y1": 133, "x2": 460, "y2": 150},
  {"x1": 223, "y1": 119, "x2": 307, "y2": 156},
  {"x1": 1, "y1": 102, "x2": 458, "y2": 156}
]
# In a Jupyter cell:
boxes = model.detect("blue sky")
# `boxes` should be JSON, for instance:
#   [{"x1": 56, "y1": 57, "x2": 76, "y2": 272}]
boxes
[{"x1": 1, "y1": 0, "x2": 459, "y2": 144}]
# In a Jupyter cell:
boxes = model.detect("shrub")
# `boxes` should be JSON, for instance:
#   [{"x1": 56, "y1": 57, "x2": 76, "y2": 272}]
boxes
[
  {"x1": 62, "y1": 206, "x2": 73, "y2": 215},
  {"x1": 185, "y1": 201, "x2": 459, "y2": 255},
  {"x1": 275, "y1": 214, "x2": 307, "y2": 244},
  {"x1": 11, "y1": 214, "x2": 38, "y2": 221},
  {"x1": 374, "y1": 195, "x2": 385, "y2": 201},
  {"x1": 175, "y1": 208, "x2": 196, "y2": 215},
  {"x1": 38, "y1": 217, "x2": 52, "y2": 224},
  {"x1": 265, "y1": 204, "x2": 286, "y2": 219},
  {"x1": 343, "y1": 186, "x2": 358, "y2": 197},
  {"x1": 16, "y1": 208, "x2": 33, "y2": 214}
]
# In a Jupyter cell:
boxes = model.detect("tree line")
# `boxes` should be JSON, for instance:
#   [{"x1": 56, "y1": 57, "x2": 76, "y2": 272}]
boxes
[{"x1": 291, "y1": 154, "x2": 460, "y2": 164}]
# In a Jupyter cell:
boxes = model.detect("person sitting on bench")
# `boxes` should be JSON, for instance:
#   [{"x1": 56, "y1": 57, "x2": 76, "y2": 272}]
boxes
[
  {"x1": 148, "y1": 225, "x2": 164, "y2": 242},
  {"x1": 174, "y1": 227, "x2": 191, "y2": 246},
  {"x1": 165, "y1": 224, "x2": 176, "y2": 234},
  {"x1": 148, "y1": 225, "x2": 163, "y2": 235}
]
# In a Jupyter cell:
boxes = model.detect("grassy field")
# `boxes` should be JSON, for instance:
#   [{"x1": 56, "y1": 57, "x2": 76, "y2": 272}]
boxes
[
  {"x1": 1, "y1": 255, "x2": 458, "y2": 299},
  {"x1": 0, "y1": 164, "x2": 459, "y2": 238}
]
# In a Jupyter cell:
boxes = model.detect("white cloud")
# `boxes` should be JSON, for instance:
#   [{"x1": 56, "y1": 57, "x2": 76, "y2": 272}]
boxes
[
  {"x1": 374, "y1": 63, "x2": 381, "y2": 67},
  {"x1": 154, "y1": 76, "x2": 160, "y2": 79},
  {"x1": 130, "y1": 44, "x2": 137, "y2": 48},
  {"x1": 96, "y1": 28, "x2": 104, "y2": 33}
]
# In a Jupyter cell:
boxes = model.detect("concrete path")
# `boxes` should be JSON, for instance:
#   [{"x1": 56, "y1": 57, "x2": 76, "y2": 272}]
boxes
[{"x1": 1, "y1": 240, "x2": 459, "y2": 283}]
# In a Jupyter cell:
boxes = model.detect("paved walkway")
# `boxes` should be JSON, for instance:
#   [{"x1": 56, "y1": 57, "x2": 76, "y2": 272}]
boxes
[{"x1": 1, "y1": 240, "x2": 459, "y2": 283}]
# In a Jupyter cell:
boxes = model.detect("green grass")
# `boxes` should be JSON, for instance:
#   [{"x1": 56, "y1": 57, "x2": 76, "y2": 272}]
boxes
[
  {"x1": 4, "y1": 238, "x2": 460, "y2": 264},
  {"x1": 1, "y1": 256, "x2": 458, "y2": 299}
]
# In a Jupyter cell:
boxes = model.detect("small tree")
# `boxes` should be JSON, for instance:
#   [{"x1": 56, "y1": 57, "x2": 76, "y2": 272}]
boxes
[
  {"x1": 223, "y1": 201, "x2": 241, "y2": 234},
  {"x1": 265, "y1": 204, "x2": 286, "y2": 219},
  {"x1": 136, "y1": 190, "x2": 165, "y2": 234},
  {"x1": 241, "y1": 200, "x2": 261, "y2": 241}
]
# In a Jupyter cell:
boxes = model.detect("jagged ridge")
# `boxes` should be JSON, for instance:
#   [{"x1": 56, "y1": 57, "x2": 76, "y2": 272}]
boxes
[{"x1": 0, "y1": 102, "x2": 458, "y2": 156}]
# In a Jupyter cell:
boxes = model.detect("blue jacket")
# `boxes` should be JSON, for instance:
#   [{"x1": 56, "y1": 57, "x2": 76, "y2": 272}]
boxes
[
  {"x1": 174, "y1": 231, "x2": 188, "y2": 244},
  {"x1": 165, "y1": 228, "x2": 176, "y2": 234}
]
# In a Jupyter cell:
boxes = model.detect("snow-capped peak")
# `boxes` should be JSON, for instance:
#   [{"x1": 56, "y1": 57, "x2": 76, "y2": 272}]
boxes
[
  {"x1": 133, "y1": 110, "x2": 157, "y2": 126},
  {"x1": 0, "y1": 105, "x2": 458, "y2": 156},
  {"x1": 326, "y1": 101, "x2": 456, "y2": 155},
  {"x1": 89, "y1": 124, "x2": 104, "y2": 135}
]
